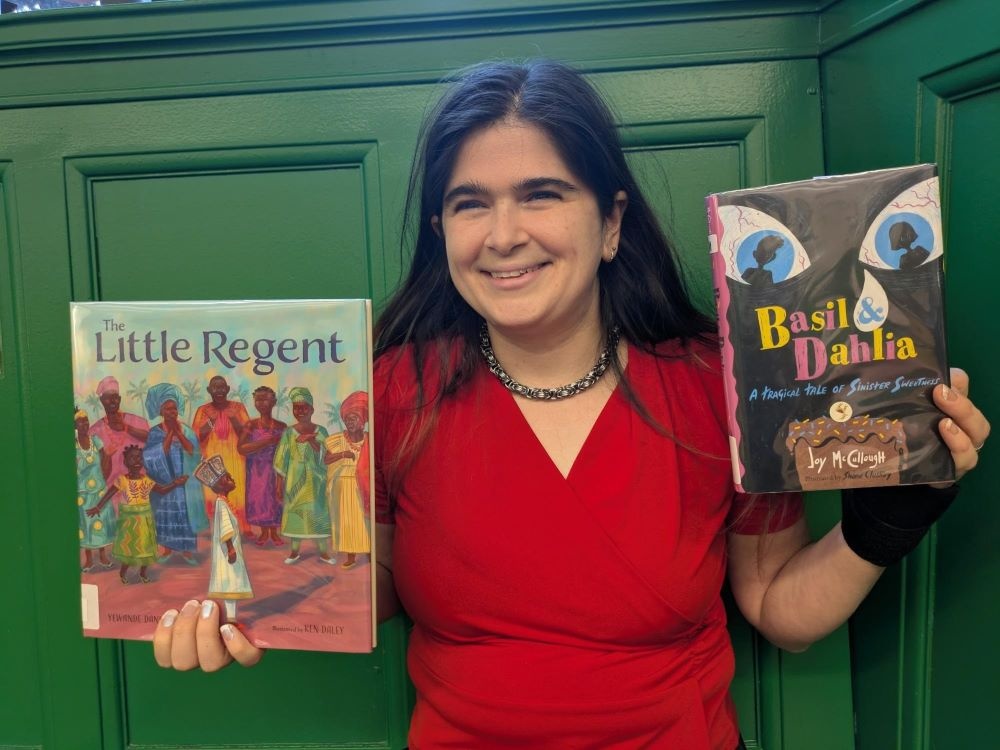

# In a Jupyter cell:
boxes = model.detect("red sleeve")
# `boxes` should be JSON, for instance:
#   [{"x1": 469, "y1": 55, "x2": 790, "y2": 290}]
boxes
[
  {"x1": 671, "y1": 337, "x2": 805, "y2": 536},
  {"x1": 372, "y1": 339, "x2": 458, "y2": 525},
  {"x1": 727, "y1": 492, "x2": 804, "y2": 535},
  {"x1": 373, "y1": 352, "x2": 399, "y2": 525}
]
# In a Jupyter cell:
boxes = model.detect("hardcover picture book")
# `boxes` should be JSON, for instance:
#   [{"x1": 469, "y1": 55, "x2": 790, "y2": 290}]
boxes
[
  {"x1": 707, "y1": 164, "x2": 954, "y2": 493},
  {"x1": 71, "y1": 299, "x2": 376, "y2": 652}
]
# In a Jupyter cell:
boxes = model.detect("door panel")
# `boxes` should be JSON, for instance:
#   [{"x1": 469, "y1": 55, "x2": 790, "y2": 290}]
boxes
[
  {"x1": 0, "y1": 170, "x2": 49, "y2": 750},
  {"x1": 925, "y1": 62, "x2": 1000, "y2": 750},
  {"x1": 822, "y1": 2, "x2": 999, "y2": 746}
]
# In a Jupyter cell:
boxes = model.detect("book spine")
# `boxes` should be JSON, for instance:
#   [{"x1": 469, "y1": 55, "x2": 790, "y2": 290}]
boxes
[{"x1": 706, "y1": 194, "x2": 747, "y2": 492}]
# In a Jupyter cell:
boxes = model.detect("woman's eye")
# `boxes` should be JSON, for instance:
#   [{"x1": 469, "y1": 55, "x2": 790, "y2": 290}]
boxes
[
  {"x1": 526, "y1": 190, "x2": 560, "y2": 202},
  {"x1": 453, "y1": 199, "x2": 485, "y2": 213}
]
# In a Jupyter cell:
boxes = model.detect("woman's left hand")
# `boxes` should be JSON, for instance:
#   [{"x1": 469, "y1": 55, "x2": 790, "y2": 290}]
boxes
[{"x1": 934, "y1": 367, "x2": 990, "y2": 481}]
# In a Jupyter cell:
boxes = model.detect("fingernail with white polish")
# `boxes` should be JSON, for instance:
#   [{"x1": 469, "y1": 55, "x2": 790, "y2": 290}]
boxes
[
  {"x1": 943, "y1": 417, "x2": 960, "y2": 434},
  {"x1": 201, "y1": 601, "x2": 215, "y2": 619},
  {"x1": 220, "y1": 624, "x2": 235, "y2": 641},
  {"x1": 181, "y1": 599, "x2": 200, "y2": 615},
  {"x1": 942, "y1": 384, "x2": 956, "y2": 401},
  {"x1": 161, "y1": 610, "x2": 178, "y2": 628}
]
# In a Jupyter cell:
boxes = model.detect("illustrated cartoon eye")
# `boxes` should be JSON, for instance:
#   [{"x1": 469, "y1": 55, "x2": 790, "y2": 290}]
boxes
[
  {"x1": 715, "y1": 205, "x2": 811, "y2": 285},
  {"x1": 858, "y1": 177, "x2": 942, "y2": 271}
]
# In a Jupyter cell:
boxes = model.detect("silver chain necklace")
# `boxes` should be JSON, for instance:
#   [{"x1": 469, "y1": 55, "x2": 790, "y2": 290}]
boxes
[{"x1": 479, "y1": 323, "x2": 620, "y2": 401}]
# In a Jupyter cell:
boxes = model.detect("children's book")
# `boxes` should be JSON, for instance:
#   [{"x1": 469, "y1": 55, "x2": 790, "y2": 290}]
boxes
[
  {"x1": 707, "y1": 164, "x2": 954, "y2": 493},
  {"x1": 71, "y1": 300, "x2": 376, "y2": 652}
]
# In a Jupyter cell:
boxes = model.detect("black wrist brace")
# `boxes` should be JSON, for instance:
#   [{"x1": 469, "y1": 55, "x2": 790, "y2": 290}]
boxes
[{"x1": 840, "y1": 484, "x2": 960, "y2": 567}]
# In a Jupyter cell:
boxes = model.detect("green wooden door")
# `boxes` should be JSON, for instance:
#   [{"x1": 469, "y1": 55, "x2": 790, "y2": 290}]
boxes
[
  {"x1": 0, "y1": 2, "x2": 863, "y2": 748},
  {"x1": 823, "y1": 1, "x2": 1000, "y2": 747}
]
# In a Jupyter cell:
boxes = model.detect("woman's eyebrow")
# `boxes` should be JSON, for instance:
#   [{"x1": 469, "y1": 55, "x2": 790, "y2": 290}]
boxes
[
  {"x1": 442, "y1": 181, "x2": 489, "y2": 206},
  {"x1": 516, "y1": 177, "x2": 578, "y2": 193},
  {"x1": 443, "y1": 176, "x2": 579, "y2": 206}
]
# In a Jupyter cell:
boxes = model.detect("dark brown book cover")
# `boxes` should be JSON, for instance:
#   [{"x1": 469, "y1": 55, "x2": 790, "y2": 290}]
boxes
[{"x1": 707, "y1": 165, "x2": 954, "y2": 492}]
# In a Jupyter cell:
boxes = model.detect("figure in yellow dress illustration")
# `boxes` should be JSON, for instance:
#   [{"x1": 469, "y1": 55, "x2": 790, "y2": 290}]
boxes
[{"x1": 323, "y1": 391, "x2": 371, "y2": 570}]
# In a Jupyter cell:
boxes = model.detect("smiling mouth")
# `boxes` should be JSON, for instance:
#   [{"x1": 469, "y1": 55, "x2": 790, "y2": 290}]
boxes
[{"x1": 488, "y1": 264, "x2": 545, "y2": 279}]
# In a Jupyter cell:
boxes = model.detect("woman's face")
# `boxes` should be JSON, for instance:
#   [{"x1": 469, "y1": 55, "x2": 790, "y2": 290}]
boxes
[
  {"x1": 292, "y1": 401, "x2": 313, "y2": 423},
  {"x1": 254, "y1": 390, "x2": 276, "y2": 415},
  {"x1": 160, "y1": 400, "x2": 179, "y2": 422},
  {"x1": 434, "y1": 120, "x2": 624, "y2": 341},
  {"x1": 343, "y1": 412, "x2": 364, "y2": 433}
]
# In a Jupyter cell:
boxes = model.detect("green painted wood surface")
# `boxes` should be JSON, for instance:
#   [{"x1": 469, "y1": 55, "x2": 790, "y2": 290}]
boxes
[
  {"x1": 0, "y1": 169, "x2": 47, "y2": 750},
  {"x1": 822, "y1": 1, "x2": 1000, "y2": 748},
  {"x1": 3, "y1": 0, "x2": 968, "y2": 747}
]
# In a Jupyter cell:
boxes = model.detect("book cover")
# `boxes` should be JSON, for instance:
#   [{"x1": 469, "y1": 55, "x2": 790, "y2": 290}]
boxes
[
  {"x1": 71, "y1": 299, "x2": 376, "y2": 652},
  {"x1": 707, "y1": 164, "x2": 954, "y2": 493}
]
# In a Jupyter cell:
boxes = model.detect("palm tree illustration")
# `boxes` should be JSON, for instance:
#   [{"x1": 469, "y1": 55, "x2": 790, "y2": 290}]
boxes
[
  {"x1": 126, "y1": 378, "x2": 150, "y2": 411},
  {"x1": 274, "y1": 386, "x2": 291, "y2": 419},
  {"x1": 180, "y1": 380, "x2": 202, "y2": 421},
  {"x1": 85, "y1": 392, "x2": 102, "y2": 420},
  {"x1": 322, "y1": 401, "x2": 342, "y2": 432},
  {"x1": 231, "y1": 380, "x2": 252, "y2": 408}
]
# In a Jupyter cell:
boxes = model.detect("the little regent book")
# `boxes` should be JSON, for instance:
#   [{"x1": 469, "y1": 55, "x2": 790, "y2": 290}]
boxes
[
  {"x1": 71, "y1": 299, "x2": 375, "y2": 652},
  {"x1": 707, "y1": 164, "x2": 954, "y2": 493}
]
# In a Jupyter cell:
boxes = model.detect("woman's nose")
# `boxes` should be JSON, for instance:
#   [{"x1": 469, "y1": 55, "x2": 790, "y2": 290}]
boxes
[{"x1": 485, "y1": 203, "x2": 528, "y2": 254}]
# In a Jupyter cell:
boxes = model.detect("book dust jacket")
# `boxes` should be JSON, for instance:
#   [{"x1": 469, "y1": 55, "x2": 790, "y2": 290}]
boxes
[
  {"x1": 707, "y1": 164, "x2": 954, "y2": 493},
  {"x1": 71, "y1": 300, "x2": 376, "y2": 652}
]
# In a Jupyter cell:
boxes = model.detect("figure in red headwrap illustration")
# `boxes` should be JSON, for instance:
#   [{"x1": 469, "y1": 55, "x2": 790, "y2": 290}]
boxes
[{"x1": 323, "y1": 391, "x2": 371, "y2": 570}]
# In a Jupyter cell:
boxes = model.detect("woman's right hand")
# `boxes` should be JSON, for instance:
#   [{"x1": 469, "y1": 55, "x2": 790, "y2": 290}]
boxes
[{"x1": 152, "y1": 599, "x2": 264, "y2": 672}]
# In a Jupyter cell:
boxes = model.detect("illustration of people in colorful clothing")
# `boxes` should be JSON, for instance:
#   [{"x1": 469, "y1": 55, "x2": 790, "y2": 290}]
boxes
[
  {"x1": 273, "y1": 386, "x2": 334, "y2": 565},
  {"x1": 143, "y1": 383, "x2": 208, "y2": 564},
  {"x1": 76, "y1": 407, "x2": 115, "y2": 571},
  {"x1": 238, "y1": 386, "x2": 287, "y2": 546},
  {"x1": 89, "y1": 444, "x2": 187, "y2": 584},
  {"x1": 194, "y1": 455, "x2": 254, "y2": 623},
  {"x1": 323, "y1": 391, "x2": 371, "y2": 570},
  {"x1": 89, "y1": 376, "x2": 149, "y2": 511},
  {"x1": 193, "y1": 376, "x2": 250, "y2": 531}
]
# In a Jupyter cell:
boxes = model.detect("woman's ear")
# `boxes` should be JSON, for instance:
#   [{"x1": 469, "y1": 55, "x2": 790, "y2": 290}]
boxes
[
  {"x1": 431, "y1": 215, "x2": 443, "y2": 238},
  {"x1": 603, "y1": 190, "x2": 628, "y2": 261}
]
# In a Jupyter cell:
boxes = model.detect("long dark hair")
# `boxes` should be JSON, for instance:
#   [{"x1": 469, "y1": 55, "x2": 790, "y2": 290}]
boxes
[
  {"x1": 375, "y1": 60, "x2": 716, "y2": 483},
  {"x1": 377, "y1": 58, "x2": 712, "y2": 379}
]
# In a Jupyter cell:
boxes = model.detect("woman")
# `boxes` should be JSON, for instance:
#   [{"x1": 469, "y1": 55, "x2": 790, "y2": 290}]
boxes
[
  {"x1": 273, "y1": 386, "x2": 334, "y2": 565},
  {"x1": 153, "y1": 61, "x2": 990, "y2": 748},
  {"x1": 193, "y1": 375, "x2": 250, "y2": 531},
  {"x1": 144, "y1": 383, "x2": 207, "y2": 563},
  {"x1": 76, "y1": 408, "x2": 115, "y2": 571},
  {"x1": 89, "y1": 375, "x2": 149, "y2": 510},
  {"x1": 238, "y1": 386, "x2": 287, "y2": 546},
  {"x1": 323, "y1": 390, "x2": 371, "y2": 570}
]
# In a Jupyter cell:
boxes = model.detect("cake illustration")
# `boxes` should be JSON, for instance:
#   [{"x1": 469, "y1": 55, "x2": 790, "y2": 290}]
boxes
[{"x1": 785, "y1": 413, "x2": 908, "y2": 490}]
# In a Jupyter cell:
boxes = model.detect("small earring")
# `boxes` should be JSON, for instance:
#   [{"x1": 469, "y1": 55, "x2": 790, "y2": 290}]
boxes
[{"x1": 609, "y1": 246, "x2": 617, "y2": 261}]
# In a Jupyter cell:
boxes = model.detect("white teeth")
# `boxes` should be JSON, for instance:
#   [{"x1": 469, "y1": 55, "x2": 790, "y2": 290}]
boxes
[{"x1": 490, "y1": 265, "x2": 540, "y2": 279}]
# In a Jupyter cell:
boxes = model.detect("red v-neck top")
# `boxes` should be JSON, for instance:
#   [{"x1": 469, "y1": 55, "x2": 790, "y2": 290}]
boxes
[{"x1": 375, "y1": 338, "x2": 803, "y2": 749}]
